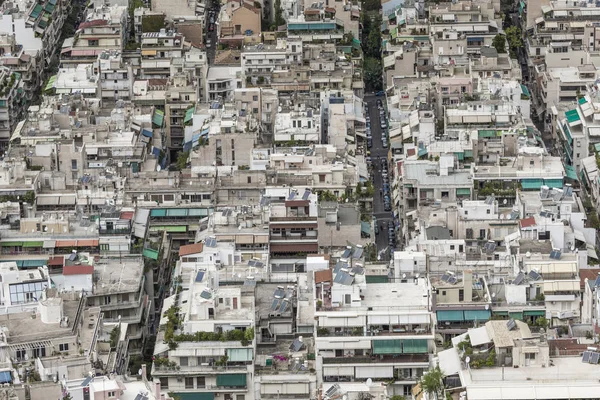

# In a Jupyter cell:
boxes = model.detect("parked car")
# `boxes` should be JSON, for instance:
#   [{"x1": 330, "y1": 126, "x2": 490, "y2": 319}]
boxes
[{"x1": 376, "y1": 90, "x2": 385, "y2": 96}]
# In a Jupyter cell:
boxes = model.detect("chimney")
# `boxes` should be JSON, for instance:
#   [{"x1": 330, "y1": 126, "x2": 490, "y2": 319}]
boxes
[
  {"x1": 141, "y1": 364, "x2": 147, "y2": 381},
  {"x1": 154, "y1": 378, "x2": 161, "y2": 400}
]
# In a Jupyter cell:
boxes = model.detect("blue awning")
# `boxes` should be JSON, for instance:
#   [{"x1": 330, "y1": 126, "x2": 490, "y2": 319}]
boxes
[
  {"x1": 141, "y1": 129, "x2": 153, "y2": 138},
  {"x1": 0, "y1": 371, "x2": 12, "y2": 384},
  {"x1": 152, "y1": 147, "x2": 161, "y2": 157}
]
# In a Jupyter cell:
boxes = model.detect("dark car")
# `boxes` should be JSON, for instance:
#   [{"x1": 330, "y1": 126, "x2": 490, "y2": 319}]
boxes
[
  {"x1": 367, "y1": 139, "x2": 373, "y2": 148},
  {"x1": 376, "y1": 90, "x2": 385, "y2": 97},
  {"x1": 384, "y1": 204, "x2": 391, "y2": 211}
]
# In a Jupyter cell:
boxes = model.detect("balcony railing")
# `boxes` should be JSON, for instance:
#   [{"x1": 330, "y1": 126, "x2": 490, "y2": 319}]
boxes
[
  {"x1": 322, "y1": 354, "x2": 429, "y2": 364},
  {"x1": 153, "y1": 364, "x2": 249, "y2": 375}
]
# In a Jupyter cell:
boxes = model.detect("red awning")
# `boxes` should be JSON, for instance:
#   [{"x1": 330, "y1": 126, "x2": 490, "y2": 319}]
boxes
[
  {"x1": 77, "y1": 239, "x2": 99, "y2": 247},
  {"x1": 120, "y1": 211, "x2": 134, "y2": 220},
  {"x1": 55, "y1": 240, "x2": 77, "y2": 247},
  {"x1": 47, "y1": 256, "x2": 64, "y2": 266},
  {"x1": 70, "y1": 49, "x2": 103, "y2": 57}
]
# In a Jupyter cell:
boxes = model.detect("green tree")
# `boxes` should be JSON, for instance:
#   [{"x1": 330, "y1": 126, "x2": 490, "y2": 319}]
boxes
[
  {"x1": 274, "y1": 0, "x2": 285, "y2": 27},
  {"x1": 492, "y1": 34, "x2": 506, "y2": 53},
  {"x1": 364, "y1": 57, "x2": 383, "y2": 91},
  {"x1": 176, "y1": 151, "x2": 190, "y2": 170},
  {"x1": 420, "y1": 365, "x2": 444, "y2": 398},
  {"x1": 505, "y1": 26, "x2": 522, "y2": 58}
]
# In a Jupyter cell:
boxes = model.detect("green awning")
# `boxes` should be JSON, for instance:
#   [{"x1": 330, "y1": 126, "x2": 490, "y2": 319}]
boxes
[
  {"x1": 188, "y1": 208, "x2": 210, "y2": 216},
  {"x1": 21, "y1": 260, "x2": 46, "y2": 268},
  {"x1": 0, "y1": 242, "x2": 22, "y2": 247},
  {"x1": 184, "y1": 108, "x2": 194, "y2": 123},
  {"x1": 521, "y1": 178, "x2": 543, "y2": 190},
  {"x1": 520, "y1": 84, "x2": 530, "y2": 97},
  {"x1": 401, "y1": 339, "x2": 428, "y2": 354},
  {"x1": 523, "y1": 310, "x2": 546, "y2": 316},
  {"x1": 44, "y1": 75, "x2": 57, "y2": 91},
  {"x1": 464, "y1": 310, "x2": 491, "y2": 321},
  {"x1": 464, "y1": 149, "x2": 473, "y2": 158},
  {"x1": 456, "y1": 188, "x2": 471, "y2": 196},
  {"x1": 150, "y1": 209, "x2": 167, "y2": 217},
  {"x1": 166, "y1": 208, "x2": 188, "y2": 217},
  {"x1": 562, "y1": 123, "x2": 573, "y2": 144},
  {"x1": 44, "y1": 3, "x2": 55, "y2": 12},
  {"x1": 228, "y1": 348, "x2": 253, "y2": 362},
  {"x1": 366, "y1": 275, "x2": 389, "y2": 283},
  {"x1": 373, "y1": 339, "x2": 402, "y2": 355},
  {"x1": 478, "y1": 129, "x2": 497, "y2": 138},
  {"x1": 565, "y1": 164, "x2": 579, "y2": 181},
  {"x1": 492, "y1": 310, "x2": 509, "y2": 316},
  {"x1": 579, "y1": 97, "x2": 588, "y2": 105},
  {"x1": 174, "y1": 394, "x2": 214, "y2": 400},
  {"x1": 544, "y1": 178, "x2": 563, "y2": 188},
  {"x1": 566, "y1": 109, "x2": 581, "y2": 124},
  {"x1": 437, "y1": 310, "x2": 464, "y2": 322},
  {"x1": 152, "y1": 109, "x2": 164, "y2": 127},
  {"x1": 164, "y1": 226, "x2": 188, "y2": 232},
  {"x1": 455, "y1": 152, "x2": 465, "y2": 160},
  {"x1": 217, "y1": 374, "x2": 247, "y2": 387},
  {"x1": 417, "y1": 147, "x2": 427, "y2": 157},
  {"x1": 360, "y1": 221, "x2": 371, "y2": 236},
  {"x1": 143, "y1": 248, "x2": 159, "y2": 260},
  {"x1": 595, "y1": 143, "x2": 600, "y2": 153},
  {"x1": 509, "y1": 311, "x2": 523, "y2": 320},
  {"x1": 30, "y1": 4, "x2": 43, "y2": 18},
  {"x1": 22, "y1": 241, "x2": 43, "y2": 248}
]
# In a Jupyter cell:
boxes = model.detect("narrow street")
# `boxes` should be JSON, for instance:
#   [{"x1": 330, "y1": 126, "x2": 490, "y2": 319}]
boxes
[{"x1": 365, "y1": 94, "x2": 393, "y2": 260}]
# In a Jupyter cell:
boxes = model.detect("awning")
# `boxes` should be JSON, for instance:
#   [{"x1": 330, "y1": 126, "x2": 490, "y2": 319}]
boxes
[
  {"x1": 141, "y1": 49, "x2": 157, "y2": 56},
  {"x1": 174, "y1": 394, "x2": 214, "y2": 400},
  {"x1": 143, "y1": 248, "x2": 159, "y2": 260},
  {"x1": 464, "y1": 310, "x2": 490, "y2": 322},
  {"x1": 55, "y1": 240, "x2": 77, "y2": 247},
  {"x1": 254, "y1": 236, "x2": 269, "y2": 244},
  {"x1": 544, "y1": 178, "x2": 563, "y2": 188},
  {"x1": 373, "y1": 339, "x2": 402, "y2": 354},
  {"x1": 59, "y1": 195, "x2": 76, "y2": 205},
  {"x1": 44, "y1": 75, "x2": 56, "y2": 91},
  {"x1": 22, "y1": 241, "x2": 43, "y2": 248},
  {"x1": 437, "y1": 310, "x2": 464, "y2": 322},
  {"x1": 77, "y1": 239, "x2": 98, "y2": 247},
  {"x1": 521, "y1": 84, "x2": 530, "y2": 97},
  {"x1": 141, "y1": 129, "x2": 153, "y2": 138},
  {"x1": 521, "y1": 178, "x2": 544, "y2": 190},
  {"x1": 235, "y1": 235, "x2": 254, "y2": 244},
  {"x1": 523, "y1": 310, "x2": 545, "y2": 316},
  {"x1": 216, "y1": 374, "x2": 247, "y2": 387},
  {"x1": 270, "y1": 243, "x2": 318, "y2": 253},
  {"x1": 0, "y1": 371, "x2": 12, "y2": 384},
  {"x1": 153, "y1": 109, "x2": 164, "y2": 127},
  {"x1": 565, "y1": 164, "x2": 579, "y2": 181},
  {"x1": 566, "y1": 109, "x2": 581, "y2": 125},
  {"x1": 43, "y1": 240, "x2": 56, "y2": 248},
  {"x1": 36, "y1": 196, "x2": 59, "y2": 206},
  {"x1": 456, "y1": 188, "x2": 471, "y2": 196},
  {"x1": 184, "y1": 108, "x2": 194, "y2": 123},
  {"x1": 0, "y1": 242, "x2": 22, "y2": 247},
  {"x1": 360, "y1": 221, "x2": 371, "y2": 236}
]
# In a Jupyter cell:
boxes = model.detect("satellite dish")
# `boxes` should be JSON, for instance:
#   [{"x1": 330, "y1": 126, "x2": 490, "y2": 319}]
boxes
[
  {"x1": 465, "y1": 356, "x2": 471, "y2": 364},
  {"x1": 570, "y1": 244, "x2": 576, "y2": 251},
  {"x1": 503, "y1": 199, "x2": 508, "y2": 205},
  {"x1": 138, "y1": 369, "x2": 143, "y2": 376},
  {"x1": 402, "y1": 273, "x2": 406, "y2": 279},
  {"x1": 366, "y1": 378, "x2": 373, "y2": 386},
  {"x1": 156, "y1": 165, "x2": 161, "y2": 172},
  {"x1": 525, "y1": 251, "x2": 531, "y2": 258},
  {"x1": 492, "y1": 292, "x2": 496, "y2": 298},
  {"x1": 416, "y1": 273, "x2": 420, "y2": 278},
  {"x1": 485, "y1": 304, "x2": 489, "y2": 310}
]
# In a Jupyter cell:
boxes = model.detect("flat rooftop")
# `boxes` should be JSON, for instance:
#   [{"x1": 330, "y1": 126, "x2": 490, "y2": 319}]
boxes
[
  {"x1": 360, "y1": 280, "x2": 429, "y2": 310},
  {"x1": 91, "y1": 256, "x2": 144, "y2": 295},
  {"x1": 0, "y1": 296, "x2": 81, "y2": 344},
  {"x1": 460, "y1": 357, "x2": 600, "y2": 400},
  {"x1": 404, "y1": 161, "x2": 472, "y2": 186}
]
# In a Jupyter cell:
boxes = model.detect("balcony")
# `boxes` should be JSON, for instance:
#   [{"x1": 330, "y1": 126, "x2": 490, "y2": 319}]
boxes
[
  {"x1": 322, "y1": 354, "x2": 429, "y2": 364},
  {"x1": 153, "y1": 363, "x2": 249, "y2": 375}
]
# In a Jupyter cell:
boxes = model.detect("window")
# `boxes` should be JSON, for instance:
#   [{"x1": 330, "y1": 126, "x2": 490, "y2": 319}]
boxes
[
  {"x1": 253, "y1": 95, "x2": 258, "y2": 101},
  {"x1": 159, "y1": 377, "x2": 168, "y2": 389},
  {"x1": 466, "y1": 228, "x2": 473, "y2": 239},
  {"x1": 16, "y1": 350, "x2": 25, "y2": 360},
  {"x1": 479, "y1": 229, "x2": 486, "y2": 239},
  {"x1": 530, "y1": 160, "x2": 535, "y2": 165},
  {"x1": 180, "y1": 357, "x2": 188, "y2": 366},
  {"x1": 344, "y1": 294, "x2": 351, "y2": 304},
  {"x1": 450, "y1": 245, "x2": 455, "y2": 250},
  {"x1": 319, "y1": 174, "x2": 326, "y2": 182},
  {"x1": 59, "y1": 343, "x2": 69, "y2": 352},
  {"x1": 71, "y1": 160, "x2": 77, "y2": 170},
  {"x1": 236, "y1": 395, "x2": 245, "y2": 400},
  {"x1": 459, "y1": 289, "x2": 464, "y2": 302},
  {"x1": 108, "y1": 392, "x2": 116, "y2": 398},
  {"x1": 464, "y1": 211, "x2": 468, "y2": 215},
  {"x1": 525, "y1": 352, "x2": 536, "y2": 360},
  {"x1": 487, "y1": 209, "x2": 491, "y2": 214},
  {"x1": 197, "y1": 377, "x2": 205, "y2": 388},
  {"x1": 247, "y1": 176, "x2": 252, "y2": 184},
  {"x1": 32, "y1": 347, "x2": 46, "y2": 358},
  {"x1": 185, "y1": 377, "x2": 194, "y2": 389},
  {"x1": 104, "y1": 296, "x2": 111, "y2": 305},
  {"x1": 441, "y1": 291, "x2": 446, "y2": 296}
]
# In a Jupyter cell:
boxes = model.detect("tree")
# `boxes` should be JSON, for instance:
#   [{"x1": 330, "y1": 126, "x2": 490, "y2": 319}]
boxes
[
  {"x1": 492, "y1": 34, "x2": 506, "y2": 53},
  {"x1": 505, "y1": 26, "x2": 522, "y2": 58},
  {"x1": 176, "y1": 151, "x2": 189, "y2": 170},
  {"x1": 364, "y1": 57, "x2": 383, "y2": 91},
  {"x1": 420, "y1": 365, "x2": 444, "y2": 398},
  {"x1": 274, "y1": 0, "x2": 285, "y2": 27}
]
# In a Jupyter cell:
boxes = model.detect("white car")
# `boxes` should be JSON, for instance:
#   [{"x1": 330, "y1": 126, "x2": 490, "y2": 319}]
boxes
[{"x1": 206, "y1": 39, "x2": 212, "y2": 47}]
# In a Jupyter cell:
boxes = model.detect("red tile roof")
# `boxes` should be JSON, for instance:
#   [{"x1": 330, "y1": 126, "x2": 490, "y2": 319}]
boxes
[
  {"x1": 120, "y1": 211, "x2": 134, "y2": 220},
  {"x1": 63, "y1": 264, "x2": 94, "y2": 275},
  {"x1": 580, "y1": 268, "x2": 600, "y2": 289},
  {"x1": 315, "y1": 268, "x2": 332, "y2": 284},
  {"x1": 179, "y1": 242, "x2": 204, "y2": 256},
  {"x1": 519, "y1": 216, "x2": 536, "y2": 228},
  {"x1": 78, "y1": 20, "x2": 108, "y2": 30}
]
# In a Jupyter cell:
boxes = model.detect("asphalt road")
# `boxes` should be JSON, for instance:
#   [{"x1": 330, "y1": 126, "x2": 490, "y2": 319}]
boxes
[{"x1": 365, "y1": 95, "x2": 394, "y2": 260}]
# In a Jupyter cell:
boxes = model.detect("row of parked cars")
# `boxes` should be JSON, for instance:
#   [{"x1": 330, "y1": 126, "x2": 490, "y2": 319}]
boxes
[{"x1": 377, "y1": 99, "x2": 388, "y2": 148}]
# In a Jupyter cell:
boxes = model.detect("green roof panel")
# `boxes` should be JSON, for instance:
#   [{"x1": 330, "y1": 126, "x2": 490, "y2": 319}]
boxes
[
  {"x1": 565, "y1": 164, "x2": 579, "y2": 181},
  {"x1": 566, "y1": 109, "x2": 581, "y2": 124}
]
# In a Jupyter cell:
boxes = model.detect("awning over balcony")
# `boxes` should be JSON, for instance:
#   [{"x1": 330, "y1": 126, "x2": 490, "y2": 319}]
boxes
[
  {"x1": 174, "y1": 394, "x2": 214, "y2": 400},
  {"x1": 373, "y1": 339, "x2": 402, "y2": 355},
  {"x1": 216, "y1": 374, "x2": 247, "y2": 387}
]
